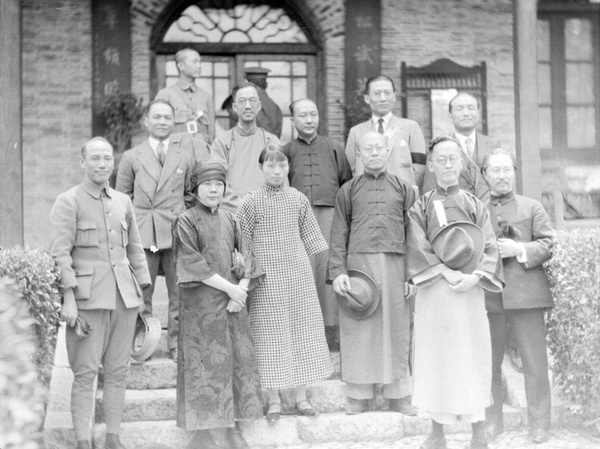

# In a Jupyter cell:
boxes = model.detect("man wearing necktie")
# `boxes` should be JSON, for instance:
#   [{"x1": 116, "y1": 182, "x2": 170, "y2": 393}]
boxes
[
  {"x1": 481, "y1": 148, "x2": 554, "y2": 445},
  {"x1": 345, "y1": 75, "x2": 427, "y2": 193},
  {"x1": 117, "y1": 99, "x2": 195, "y2": 360},
  {"x1": 49, "y1": 137, "x2": 151, "y2": 449},
  {"x1": 422, "y1": 92, "x2": 501, "y2": 204}
]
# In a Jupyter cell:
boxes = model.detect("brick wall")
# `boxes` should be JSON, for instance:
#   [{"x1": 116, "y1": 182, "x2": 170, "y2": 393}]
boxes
[
  {"x1": 381, "y1": 0, "x2": 516, "y2": 150},
  {"x1": 22, "y1": 0, "x2": 92, "y2": 248}
]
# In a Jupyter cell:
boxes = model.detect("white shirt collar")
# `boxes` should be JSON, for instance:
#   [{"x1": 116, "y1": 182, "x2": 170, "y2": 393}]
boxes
[
  {"x1": 371, "y1": 112, "x2": 393, "y2": 129},
  {"x1": 148, "y1": 136, "x2": 169, "y2": 154},
  {"x1": 454, "y1": 130, "x2": 477, "y2": 147}
]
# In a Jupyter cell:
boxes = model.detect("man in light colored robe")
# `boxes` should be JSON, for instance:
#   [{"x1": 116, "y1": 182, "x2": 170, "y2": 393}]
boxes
[
  {"x1": 211, "y1": 82, "x2": 280, "y2": 211},
  {"x1": 406, "y1": 135, "x2": 502, "y2": 449}
]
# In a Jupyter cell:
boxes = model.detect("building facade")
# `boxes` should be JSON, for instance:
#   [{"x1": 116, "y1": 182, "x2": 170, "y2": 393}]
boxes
[{"x1": 1, "y1": 0, "x2": 598, "y2": 248}]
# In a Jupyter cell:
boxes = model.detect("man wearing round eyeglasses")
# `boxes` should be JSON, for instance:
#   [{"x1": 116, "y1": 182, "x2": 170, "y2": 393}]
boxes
[{"x1": 211, "y1": 82, "x2": 280, "y2": 211}]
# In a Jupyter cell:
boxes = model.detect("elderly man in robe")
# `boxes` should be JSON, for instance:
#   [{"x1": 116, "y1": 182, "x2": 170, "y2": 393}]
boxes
[
  {"x1": 328, "y1": 131, "x2": 417, "y2": 416},
  {"x1": 211, "y1": 82, "x2": 280, "y2": 211},
  {"x1": 406, "y1": 135, "x2": 502, "y2": 449}
]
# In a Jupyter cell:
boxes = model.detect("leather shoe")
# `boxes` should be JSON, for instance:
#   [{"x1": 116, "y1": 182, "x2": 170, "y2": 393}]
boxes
[
  {"x1": 419, "y1": 434, "x2": 447, "y2": 449},
  {"x1": 345, "y1": 397, "x2": 368, "y2": 415},
  {"x1": 390, "y1": 397, "x2": 417, "y2": 416},
  {"x1": 228, "y1": 427, "x2": 250, "y2": 449},
  {"x1": 104, "y1": 433, "x2": 127, "y2": 449},
  {"x1": 296, "y1": 399, "x2": 318, "y2": 416},
  {"x1": 484, "y1": 421, "x2": 504, "y2": 441},
  {"x1": 529, "y1": 428, "x2": 550, "y2": 444}
]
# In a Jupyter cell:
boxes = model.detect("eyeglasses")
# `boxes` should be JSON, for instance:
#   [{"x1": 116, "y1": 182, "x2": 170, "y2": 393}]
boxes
[
  {"x1": 237, "y1": 97, "x2": 259, "y2": 106},
  {"x1": 435, "y1": 155, "x2": 461, "y2": 166}
]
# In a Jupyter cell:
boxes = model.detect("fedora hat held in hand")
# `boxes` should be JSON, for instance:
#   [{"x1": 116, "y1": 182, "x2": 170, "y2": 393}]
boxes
[
  {"x1": 431, "y1": 221, "x2": 485, "y2": 274},
  {"x1": 336, "y1": 269, "x2": 379, "y2": 320},
  {"x1": 131, "y1": 313, "x2": 161, "y2": 362}
]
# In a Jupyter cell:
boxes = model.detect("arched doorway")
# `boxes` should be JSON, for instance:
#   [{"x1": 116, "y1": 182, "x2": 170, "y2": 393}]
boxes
[{"x1": 150, "y1": 2, "x2": 321, "y2": 143}]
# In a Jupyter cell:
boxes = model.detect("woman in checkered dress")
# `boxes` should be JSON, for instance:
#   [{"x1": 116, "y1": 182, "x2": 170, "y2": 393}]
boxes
[{"x1": 237, "y1": 146, "x2": 333, "y2": 419}]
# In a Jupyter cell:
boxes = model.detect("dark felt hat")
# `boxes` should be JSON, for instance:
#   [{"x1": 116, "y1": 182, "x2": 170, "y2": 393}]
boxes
[
  {"x1": 336, "y1": 269, "x2": 380, "y2": 320},
  {"x1": 431, "y1": 221, "x2": 485, "y2": 274}
]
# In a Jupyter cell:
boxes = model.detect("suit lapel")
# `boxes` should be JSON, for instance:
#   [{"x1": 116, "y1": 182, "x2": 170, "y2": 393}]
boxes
[
  {"x1": 138, "y1": 143, "x2": 161, "y2": 185},
  {"x1": 386, "y1": 115, "x2": 403, "y2": 149},
  {"x1": 157, "y1": 137, "x2": 183, "y2": 193}
]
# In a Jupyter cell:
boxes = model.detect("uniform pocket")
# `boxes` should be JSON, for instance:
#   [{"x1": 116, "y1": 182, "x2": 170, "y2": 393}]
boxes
[
  {"x1": 74, "y1": 221, "x2": 99, "y2": 247},
  {"x1": 73, "y1": 268, "x2": 94, "y2": 301},
  {"x1": 121, "y1": 220, "x2": 129, "y2": 247}
]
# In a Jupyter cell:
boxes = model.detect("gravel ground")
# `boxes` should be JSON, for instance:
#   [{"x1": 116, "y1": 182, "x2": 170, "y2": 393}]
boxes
[{"x1": 279, "y1": 428, "x2": 600, "y2": 449}]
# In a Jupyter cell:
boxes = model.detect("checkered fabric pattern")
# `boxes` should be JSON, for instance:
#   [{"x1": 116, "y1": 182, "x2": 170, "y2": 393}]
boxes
[{"x1": 237, "y1": 184, "x2": 333, "y2": 389}]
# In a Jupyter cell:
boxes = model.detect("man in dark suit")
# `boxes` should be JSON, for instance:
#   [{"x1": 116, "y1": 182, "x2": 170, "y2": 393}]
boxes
[
  {"x1": 422, "y1": 92, "x2": 501, "y2": 202},
  {"x1": 482, "y1": 148, "x2": 554, "y2": 444},
  {"x1": 117, "y1": 99, "x2": 195, "y2": 360},
  {"x1": 50, "y1": 137, "x2": 151, "y2": 449},
  {"x1": 345, "y1": 75, "x2": 427, "y2": 192}
]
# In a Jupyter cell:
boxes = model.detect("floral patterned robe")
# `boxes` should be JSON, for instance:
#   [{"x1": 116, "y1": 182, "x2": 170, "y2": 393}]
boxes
[{"x1": 174, "y1": 202, "x2": 265, "y2": 430}]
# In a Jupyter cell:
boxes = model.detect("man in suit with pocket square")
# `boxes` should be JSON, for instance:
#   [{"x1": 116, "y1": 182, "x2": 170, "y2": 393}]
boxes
[
  {"x1": 50, "y1": 137, "x2": 151, "y2": 449},
  {"x1": 117, "y1": 99, "x2": 196, "y2": 361},
  {"x1": 345, "y1": 75, "x2": 427, "y2": 192}
]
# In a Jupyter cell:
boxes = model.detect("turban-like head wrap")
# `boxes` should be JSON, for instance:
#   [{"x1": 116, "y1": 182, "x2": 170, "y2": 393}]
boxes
[{"x1": 190, "y1": 161, "x2": 227, "y2": 192}]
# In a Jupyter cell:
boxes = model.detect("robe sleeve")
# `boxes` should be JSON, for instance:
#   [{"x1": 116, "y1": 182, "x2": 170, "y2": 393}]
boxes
[
  {"x1": 473, "y1": 199, "x2": 503, "y2": 292},
  {"x1": 233, "y1": 215, "x2": 265, "y2": 292},
  {"x1": 333, "y1": 139, "x2": 353, "y2": 187},
  {"x1": 236, "y1": 193, "x2": 256, "y2": 245},
  {"x1": 298, "y1": 193, "x2": 328, "y2": 256},
  {"x1": 174, "y1": 211, "x2": 214, "y2": 288},
  {"x1": 327, "y1": 184, "x2": 352, "y2": 280},
  {"x1": 405, "y1": 201, "x2": 447, "y2": 287}
]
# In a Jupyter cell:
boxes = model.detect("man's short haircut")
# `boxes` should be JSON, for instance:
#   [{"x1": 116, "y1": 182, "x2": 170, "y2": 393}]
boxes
[
  {"x1": 175, "y1": 48, "x2": 198, "y2": 66},
  {"x1": 81, "y1": 136, "x2": 113, "y2": 158},
  {"x1": 259, "y1": 144, "x2": 289, "y2": 165},
  {"x1": 289, "y1": 98, "x2": 316, "y2": 116},
  {"x1": 231, "y1": 82, "x2": 259, "y2": 101},
  {"x1": 146, "y1": 99, "x2": 174, "y2": 116},
  {"x1": 364, "y1": 75, "x2": 396, "y2": 95},
  {"x1": 428, "y1": 135, "x2": 461, "y2": 154},
  {"x1": 481, "y1": 147, "x2": 517, "y2": 173},
  {"x1": 448, "y1": 92, "x2": 481, "y2": 113}
]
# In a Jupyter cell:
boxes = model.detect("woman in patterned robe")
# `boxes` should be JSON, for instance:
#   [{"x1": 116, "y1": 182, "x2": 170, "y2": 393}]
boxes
[
  {"x1": 174, "y1": 162, "x2": 265, "y2": 449},
  {"x1": 237, "y1": 146, "x2": 333, "y2": 420}
]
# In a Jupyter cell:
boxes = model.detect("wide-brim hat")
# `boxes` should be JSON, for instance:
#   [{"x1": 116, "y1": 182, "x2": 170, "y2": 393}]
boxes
[
  {"x1": 131, "y1": 314, "x2": 161, "y2": 362},
  {"x1": 431, "y1": 221, "x2": 485, "y2": 274},
  {"x1": 336, "y1": 269, "x2": 379, "y2": 320}
]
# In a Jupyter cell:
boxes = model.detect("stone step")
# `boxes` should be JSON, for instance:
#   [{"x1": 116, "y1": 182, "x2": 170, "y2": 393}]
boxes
[
  {"x1": 92, "y1": 405, "x2": 523, "y2": 448},
  {"x1": 96, "y1": 379, "x2": 347, "y2": 422},
  {"x1": 101, "y1": 350, "x2": 341, "y2": 390}
]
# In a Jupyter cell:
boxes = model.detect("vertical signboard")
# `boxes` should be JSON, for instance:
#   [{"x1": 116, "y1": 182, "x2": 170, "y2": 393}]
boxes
[
  {"x1": 92, "y1": 0, "x2": 132, "y2": 137},
  {"x1": 344, "y1": 0, "x2": 381, "y2": 129}
]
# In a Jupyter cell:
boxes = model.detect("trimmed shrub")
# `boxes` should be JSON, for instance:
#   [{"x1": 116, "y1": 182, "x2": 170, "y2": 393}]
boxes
[
  {"x1": 0, "y1": 278, "x2": 46, "y2": 448},
  {"x1": 546, "y1": 227, "x2": 600, "y2": 429},
  {"x1": 0, "y1": 247, "x2": 62, "y2": 382}
]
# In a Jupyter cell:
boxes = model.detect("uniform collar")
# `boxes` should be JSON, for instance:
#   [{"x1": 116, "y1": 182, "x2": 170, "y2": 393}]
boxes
[
  {"x1": 176, "y1": 78, "x2": 196, "y2": 92},
  {"x1": 81, "y1": 177, "x2": 111, "y2": 199},
  {"x1": 435, "y1": 184, "x2": 460, "y2": 196},
  {"x1": 490, "y1": 190, "x2": 516, "y2": 206}
]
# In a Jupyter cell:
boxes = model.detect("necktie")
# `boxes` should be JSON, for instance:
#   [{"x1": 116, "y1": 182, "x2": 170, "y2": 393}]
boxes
[
  {"x1": 377, "y1": 118, "x2": 384, "y2": 135},
  {"x1": 157, "y1": 142, "x2": 166, "y2": 167},
  {"x1": 464, "y1": 137, "x2": 474, "y2": 158}
]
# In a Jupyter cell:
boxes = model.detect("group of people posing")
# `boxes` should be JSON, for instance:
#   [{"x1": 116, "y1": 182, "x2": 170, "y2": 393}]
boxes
[{"x1": 50, "y1": 48, "x2": 555, "y2": 449}]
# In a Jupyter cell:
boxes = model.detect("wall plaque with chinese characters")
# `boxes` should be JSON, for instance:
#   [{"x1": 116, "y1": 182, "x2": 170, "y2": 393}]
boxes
[
  {"x1": 92, "y1": 0, "x2": 132, "y2": 137},
  {"x1": 344, "y1": 0, "x2": 381, "y2": 124}
]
